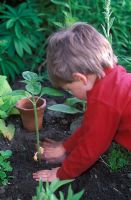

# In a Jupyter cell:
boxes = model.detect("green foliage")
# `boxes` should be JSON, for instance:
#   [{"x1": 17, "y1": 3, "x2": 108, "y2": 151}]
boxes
[
  {"x1": 0, "y1": 75, "x2": 25, "y2": 140},
  {"x1": 0, "y1": 2, "x2": 45, "y2": 79},
  {"x1": 32, "y1": 179, "x2": 84, "y2": 200},
  {"x1": 107, "y1": 145, "x2": 130, "y2": 172},
  {"x1": 21, "y1": 71, "x2": 44, "y2": 162},
  {"x1": 22, "y1": 71, "x2": 43, "y2": 96},
  {"x1": 22, "y1": 71, "x2": 64, "y2": 98},
  {"x1": 0, "y1": 150, "x2": 12, "y2": 186},
  {"x1": 34, "y1": 0, "x2": 131, "y2": 71},
  {"x1": 48, "y1": 97, "x2": 86, "y2": 114},
  {"x1": 2, "y1": 0, "x2": 130, "y2": 80}
]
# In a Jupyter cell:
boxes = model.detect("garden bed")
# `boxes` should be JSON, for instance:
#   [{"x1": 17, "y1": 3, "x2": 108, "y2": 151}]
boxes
[{"x1": 0, "y1": 79, "x2": 131, "y2": 200}]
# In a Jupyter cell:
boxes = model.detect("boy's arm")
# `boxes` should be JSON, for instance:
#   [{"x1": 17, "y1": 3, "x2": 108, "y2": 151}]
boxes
[
  {"x1": 57, "y1": 100, "x2": 120, "y2": 179},
  {"x1": 63, "y1": 127, "x2": 83, "y2": 153}
]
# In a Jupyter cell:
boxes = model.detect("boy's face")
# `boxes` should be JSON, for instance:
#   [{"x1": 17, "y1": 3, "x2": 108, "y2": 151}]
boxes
[{"x1": 62, "y1": 80, "x2": 88, "y2": 100}]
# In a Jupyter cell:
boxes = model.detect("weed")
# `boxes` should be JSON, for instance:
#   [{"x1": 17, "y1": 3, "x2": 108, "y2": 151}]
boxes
[{"x1": 0, "y1": 150, "x2": 12, "y2": 186}]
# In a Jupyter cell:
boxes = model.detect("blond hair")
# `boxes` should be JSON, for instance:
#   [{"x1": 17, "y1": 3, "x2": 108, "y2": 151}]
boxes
[{"x1": 47, "y1": 22, "x2": 117, "y2": 87}]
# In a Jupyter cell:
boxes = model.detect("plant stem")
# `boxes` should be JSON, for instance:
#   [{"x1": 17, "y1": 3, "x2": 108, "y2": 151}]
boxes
[{"x1": 33, "y1": 96, "x2": 41, "y2": 163}]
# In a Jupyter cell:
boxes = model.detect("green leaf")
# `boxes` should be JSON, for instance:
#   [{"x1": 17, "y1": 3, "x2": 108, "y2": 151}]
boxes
[
  {"x1": 14, "y1": 38, "x2": 23, "y2": 57},
  {"x1": 0, "y1": 150, "x2": 12, "y2": 159},
  {"x1": 0, "y1": 75, "x2": 12, "y2": 96},
  {"x1": 0, "y1": 172, "x2": 6, "y2": 179},
  {"x1": 21, "y1": 39, "x2": 32, "y2": 55},
  {"x1": 25, "y1": 37, "x2": 36, "y2": 48},
  {"x1": 101, "y1": 24, "x2": 107, "y2": 38},
  {"x1": 6, "y1": 60, "x2": 19, "y2": 75},
  {"x1": 59, "y1": 192, "x2": 64, "y2": 200},
  {"x1": 26, "y1": 82, "x2": 41, "y2": 95},
  {"x1": 41, "y1": 87, "x2": 64, "y2": 96},
  {"x1": 2, "y1": 178, "x2": 8, "y2": 186},
  {"x1": 67, "y1": 185, "x2": 73, "y2": 198},
  {"x1": 0, "y1": 110, "x2": 8, "y2": 119},
  {"x1": 71, "y1": 189, "x2": 84, "y2": 200},
  {"x1": 50, "y1": 0, "x2": 70, "y2": 9},
  {"x1": 3, "y1": 89, "x2": 26, "y2": 97},
  {"x1": 65, "y1": 97, "x2": 85, "y2": 106},
  {"x1": 17, "y1": 3, "x2": 27, "y2": 15},
  {"x1": 15, "y1": 21, "x2": 22, "y2": 39},
  {"x1": 22, "y1": 71, "x2": 39, "y2": 81},
  {"x1": 50, "y1": 179, "x2": 73, "y2": 193},
  {"x1": 4, "y1": 4, "x2": 16, "y2": 16},
  {"x1": 9, "y1": 107, "x2": 19, "y2": 116},
  {"x1": 48, "y1": 104, "x2": 82, "y2": 114},
  {"x1": 109, "y1": 17, "x2": 115, "y2": 29}
]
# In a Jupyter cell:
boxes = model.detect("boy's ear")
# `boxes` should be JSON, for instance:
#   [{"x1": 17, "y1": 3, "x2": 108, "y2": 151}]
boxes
[{"x1": 72, "y1": 72, "x2": 88, "y2": 85}]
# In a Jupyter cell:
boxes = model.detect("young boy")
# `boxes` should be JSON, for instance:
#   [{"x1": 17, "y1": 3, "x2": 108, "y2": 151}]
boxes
[{"x1": 33, "y1": 23, "x2": 131, "y2": 182}]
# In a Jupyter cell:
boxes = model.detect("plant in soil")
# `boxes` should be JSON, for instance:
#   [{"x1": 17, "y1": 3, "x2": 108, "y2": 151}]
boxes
[
  {"x1": 0, "y1": 2, "x2": 44, "y2": 80},
  {"x1": 18, "y1": 71, "x2": 46, "y2": 163},
  {"x1": 107, "y1": 145, "x2": 130, "y2": 172},
  {"x1": 0, "y1": 150, "x2": 12, "y2": 186},
  {"x1": 0, "y1": 75, "x2": 26, "y2": 140},
  {"x1": 32, "y1": 179, "x2": 84, "y2": 200},
  {"x1": 17, "y1": 71, "x2": 65, "y2": 162}
]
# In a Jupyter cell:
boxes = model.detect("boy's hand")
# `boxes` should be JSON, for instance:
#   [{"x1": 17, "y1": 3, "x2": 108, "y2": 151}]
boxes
[
  {"x1": 33, "y1": 167, "x2": 60, "y2": 182},
  {"x1": 39, "y1": 138, "x2": 66, "y2": 163}
]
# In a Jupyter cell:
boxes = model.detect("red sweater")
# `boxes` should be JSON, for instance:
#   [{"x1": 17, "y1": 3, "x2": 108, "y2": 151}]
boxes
[{"x1": 57, "y1": 65, "x2": 131, "y2": 180}]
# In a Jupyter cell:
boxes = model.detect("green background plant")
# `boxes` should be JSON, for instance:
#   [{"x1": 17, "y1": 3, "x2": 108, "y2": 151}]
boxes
[
  {"x1": 107, "y1": 145, "x2": 130, "y2": 172},
  {"x1": 0, "y1": 150, "x2": 12, "y2": 186},
  {"x1": 0, "y1": 75, "x2": 26, "y2": 140},
  {"x1": 0, "y1": 2, "x2": 45, "y2": 80},
  {"x1": 48, "y1": 97, "x2": 86, "y2": 114}
]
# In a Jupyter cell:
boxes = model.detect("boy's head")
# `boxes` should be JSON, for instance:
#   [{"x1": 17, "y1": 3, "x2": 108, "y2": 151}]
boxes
[{"x1": 47, "y1": 22, "x2": 117, "y2": 88}]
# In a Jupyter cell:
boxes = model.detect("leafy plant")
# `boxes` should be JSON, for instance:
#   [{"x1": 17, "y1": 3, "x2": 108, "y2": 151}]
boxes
[
  {"x1": 0, "y1": 75, "x2": 25, "y2": 140},
  {"x1": 0, "y1": 150, "x2": 12, "y2": 186},
  {"x1": 32, "y1": 179, "x2": 84, "y2": 200},
  {"x1": 0, "y1": 2, "x2": 44, "y2": 79},
  {"x1": 48, "y1": 97, "x2": 86, "y2": 114},
  {"x1": 21, "y1": 71, "x2": 64, "y2": 162},
  {"x1": 107, "y1": 146, "x2": 130, "y2": 172},
  {"x1": 0, "y1": 39, "x2": 25, "y2": 80}
]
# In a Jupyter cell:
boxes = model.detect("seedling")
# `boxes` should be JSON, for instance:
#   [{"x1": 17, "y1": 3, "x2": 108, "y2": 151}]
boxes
[
  {"x1": 48, "y1": 97, "x2": 86, "y2": 114},
  {"x1": 107, "y1": 146, "x2": 129, "y2": 172},
  {"x1": 21, "y1": 71, "x2": 45, "y2": 162},
  {"x1": 21, "y1": 71, "x2": 64, "y2": 162}
]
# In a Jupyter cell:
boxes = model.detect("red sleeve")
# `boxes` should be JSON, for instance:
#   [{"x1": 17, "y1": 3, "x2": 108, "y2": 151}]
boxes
[
  {"x1": 57, "y1": 100, "x2": 120, "y2": 179},
  {"x1": 63, "y1": 127, "x2": 83, "y2": 153}
]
